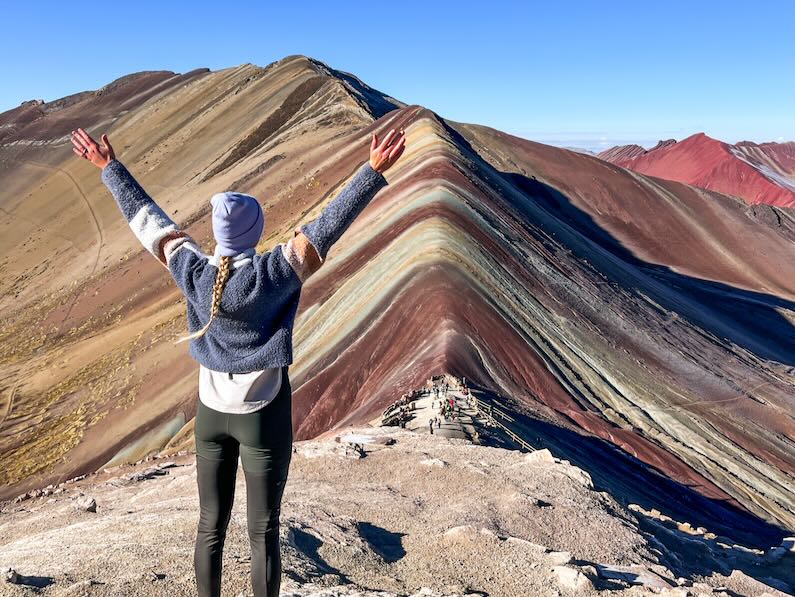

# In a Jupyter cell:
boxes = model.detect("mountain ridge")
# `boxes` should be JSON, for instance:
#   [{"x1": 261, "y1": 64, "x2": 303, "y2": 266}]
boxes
[{"x1": 0, "y1": 55, "x2": 793, "y2": 549}]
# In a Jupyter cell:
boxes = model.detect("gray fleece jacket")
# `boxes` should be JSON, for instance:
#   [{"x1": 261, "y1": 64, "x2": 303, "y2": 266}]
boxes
[{"x1": 100, "y1": 158, "x2": 388, "y2": 372}]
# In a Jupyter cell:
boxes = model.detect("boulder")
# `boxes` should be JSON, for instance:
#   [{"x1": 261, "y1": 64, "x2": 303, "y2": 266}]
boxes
[
  {"x1": 551, "y1": 565, "x2": 592, "y2": 591},
  {"x1": 556, "y1": 462, "x2": 594, "y2": 489},
  {"x1": 546, "y1": 551, "x2": 573, "y2": 565},
  {"x1": 75, "y1": 495, "x2": 97, "y2": 512},
  {"x1": 525, "y1": 448, "x2": 555, "y2": 464}
]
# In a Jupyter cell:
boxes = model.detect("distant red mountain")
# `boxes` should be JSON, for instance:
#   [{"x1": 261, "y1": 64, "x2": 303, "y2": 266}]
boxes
[{"x1": 598, "y1": 133, "x2": 795, "y2": 208}]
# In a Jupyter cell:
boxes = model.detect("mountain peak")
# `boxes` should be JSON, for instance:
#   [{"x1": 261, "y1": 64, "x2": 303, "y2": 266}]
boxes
[{"x1": 599, "y1": 131, "x2": 794, "y2": 207}]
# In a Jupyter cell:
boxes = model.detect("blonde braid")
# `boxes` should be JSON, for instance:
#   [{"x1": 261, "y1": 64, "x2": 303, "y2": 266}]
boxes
[{"x1": 174, "y1": 255, "x2": 232, "y2": 344}]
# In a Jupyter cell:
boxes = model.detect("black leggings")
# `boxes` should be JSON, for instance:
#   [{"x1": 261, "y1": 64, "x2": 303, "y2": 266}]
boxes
[{"x1": 193, "y1": 365, "x2": 293, "y2": 597}]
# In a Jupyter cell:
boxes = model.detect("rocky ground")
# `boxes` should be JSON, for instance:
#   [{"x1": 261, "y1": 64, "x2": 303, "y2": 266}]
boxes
[{"x1": 1, "y1": 423, "x2": 792, "y2": 597}]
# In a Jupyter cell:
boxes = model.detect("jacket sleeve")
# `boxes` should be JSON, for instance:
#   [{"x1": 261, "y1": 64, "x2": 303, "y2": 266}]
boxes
[
  {"x1": 100, "y1": 159, "x2": 208, "y2": 295},
  {"x1": 296, "y1": 161, "x2": 388, "y2": 266},
  {"x1": 270, "y1": 161, "x2": 387, "y2": 286},
  {"x1": 278, "y1": 226, "x2": 325, "y2": 284}
]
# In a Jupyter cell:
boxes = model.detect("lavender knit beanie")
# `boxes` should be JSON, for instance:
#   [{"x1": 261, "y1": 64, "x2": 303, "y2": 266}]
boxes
[{"x1": 210, "y1": 192, "x2": 264, "y2": 256}]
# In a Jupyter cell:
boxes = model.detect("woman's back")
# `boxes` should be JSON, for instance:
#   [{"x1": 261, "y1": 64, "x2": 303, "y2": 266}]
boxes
[{"x1": 170, "y1": 241, "x2": 303, "y2": 373}]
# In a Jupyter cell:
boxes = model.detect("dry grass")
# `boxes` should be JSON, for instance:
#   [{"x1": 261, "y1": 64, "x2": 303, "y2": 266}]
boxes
[{"x1": 0, "y1": 280, "x2": 186, "y2": 490}]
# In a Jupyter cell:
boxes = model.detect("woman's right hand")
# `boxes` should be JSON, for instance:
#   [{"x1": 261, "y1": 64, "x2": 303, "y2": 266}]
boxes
[{"x1": 369, "y1": 127, "x2": 406, "y2": 174}]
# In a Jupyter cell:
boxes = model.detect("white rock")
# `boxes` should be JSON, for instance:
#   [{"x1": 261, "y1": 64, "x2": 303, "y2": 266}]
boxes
[
  {"x1": 551, "y1": 565, "x2": 592, "y2": 591},
  {"x1": 75, "y1": 495, "x2": 97, "y2": 512},
  {"x1": 557, "y1": 463, "x2": 594, "y2": 489},
  {"x1": 525, "y1": 449, "x2": 556, "y2": 464},
  {"x1": 546, "y1": 550, "x2": 573, "y2": 565}
]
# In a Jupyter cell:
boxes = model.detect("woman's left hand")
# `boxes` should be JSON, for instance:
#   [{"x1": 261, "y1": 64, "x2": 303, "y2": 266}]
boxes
[{"x1": 71, "y1": 128, "x2": 115, "y2": 169}]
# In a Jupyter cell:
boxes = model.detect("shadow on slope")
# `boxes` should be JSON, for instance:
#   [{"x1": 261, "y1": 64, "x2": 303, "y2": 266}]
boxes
[
  {"x1": 469, "y1": 382, "x2": 786, "y2": 547},
  {"x1": 467, "y1": 382, "x2": 793, "y2": 594},
  {"x1": 503, "y1": 170, "x2": 795, "y2": 365},
  {"x1": 442, "y1": 117, "x2": 795, "y2": 366},
  {"x1": 433, "y1": 117, "x2": 793, "y2": 588}
]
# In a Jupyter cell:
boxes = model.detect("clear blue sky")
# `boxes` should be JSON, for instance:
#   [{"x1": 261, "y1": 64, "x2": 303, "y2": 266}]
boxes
[{"x1": 1, "y1": 0, "x2": 791, "y2": 151}]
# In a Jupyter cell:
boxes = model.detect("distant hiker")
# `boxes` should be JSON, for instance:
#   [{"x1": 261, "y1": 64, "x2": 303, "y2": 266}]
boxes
[{"x1": 72, "y1": 125, "x2": 406, "y2": 597}]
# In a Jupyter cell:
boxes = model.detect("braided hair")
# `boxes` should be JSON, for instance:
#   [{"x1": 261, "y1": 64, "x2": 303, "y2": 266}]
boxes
[{"x1": 174, "y1": 254, "x2": 232, "y2": 344}]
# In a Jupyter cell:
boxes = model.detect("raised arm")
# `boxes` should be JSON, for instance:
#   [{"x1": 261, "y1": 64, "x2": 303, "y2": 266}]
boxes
[
  {"x1": 100, "y1": 159, "x2": 194, "y2": 267},
  {"x1": 71, "y1": 128, "x2": 196, "y2": 269},
  {"x1": 297, "y1": 161, "x2": 387, "y2": 262},
  {"x1": 288, "y1": 127, "x2": 406, "y2": 279}
]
